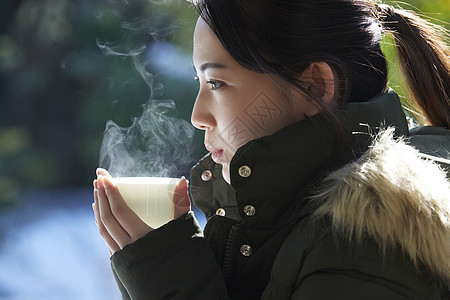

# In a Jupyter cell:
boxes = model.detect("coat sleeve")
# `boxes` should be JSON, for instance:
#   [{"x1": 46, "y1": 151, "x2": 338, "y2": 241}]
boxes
[{"x1": 110, "y1": 211, "x2": 228, "y2": 300}]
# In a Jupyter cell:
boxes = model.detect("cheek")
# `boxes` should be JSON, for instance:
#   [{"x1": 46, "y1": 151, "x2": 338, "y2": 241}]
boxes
[
  {"x1": 215, "y1": 84, "x2": 290, "y2": 152},
  {"x1": 217, "y1": 114, "x2": 259, "y2": 156}
]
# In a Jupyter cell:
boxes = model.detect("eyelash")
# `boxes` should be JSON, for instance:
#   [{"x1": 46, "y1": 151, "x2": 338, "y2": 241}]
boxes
[
  {"x1": 207, "y1": 80, "x2": 225, "y2": 91},
  {"x1": 194, "y1": 76, "x2": 225, "y2": 91}
]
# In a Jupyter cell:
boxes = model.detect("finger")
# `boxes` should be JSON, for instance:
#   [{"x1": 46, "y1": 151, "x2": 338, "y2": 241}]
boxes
[
  {"x1": 93, "y1": 189, "x2": 120, "y2": 253},
  {"x1": 97, "y1": 176, "x2": 132, "y2": 249},
  {"x1": 93, "y1": 202, "x2": 120, "y2": 255},
  {"x1": 102, "y1": 176, "x2": 152, "y2": 239},
  {"x1": 173, "y1": 176, "x2": 191, "y2": 219},
  {"x1": 93, "y1": 192, "x2": 120, "y2": 253},
  {"x1": 96, "y1": 168, "x2": 112, "y2": 178}
]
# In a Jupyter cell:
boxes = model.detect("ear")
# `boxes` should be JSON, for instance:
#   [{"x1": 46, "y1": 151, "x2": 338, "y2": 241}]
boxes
[{"x1": 301, "y1": 61, "x2": 336, "y2": 105}]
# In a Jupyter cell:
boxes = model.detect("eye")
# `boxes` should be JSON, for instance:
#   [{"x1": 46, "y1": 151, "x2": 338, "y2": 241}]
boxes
[{"x1": 206, "y1": 80, "x2": 225, "y2": 91}]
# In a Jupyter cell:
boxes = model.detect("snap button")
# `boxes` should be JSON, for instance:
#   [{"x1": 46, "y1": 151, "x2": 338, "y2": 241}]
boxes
[
  {"x1": 240, "y1": 244, "x2": 252, "y2": 257},
  {"x1": 238, "y1": 165, "x2": 251, "y2": 178},
  {"x1": 216, "y1": 208, "x2": 226, "y2": 216},
  {"x1": 201, "y1": 170, "x2": 212, "y2": 182},
  {"x1": 243, "y1": 205, "x2": 256, "y2": 216}
]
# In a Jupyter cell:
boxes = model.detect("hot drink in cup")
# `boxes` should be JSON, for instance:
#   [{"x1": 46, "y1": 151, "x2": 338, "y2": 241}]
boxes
[{"x1": 111, "y1": 177, "x2": 181, "y2": 229}]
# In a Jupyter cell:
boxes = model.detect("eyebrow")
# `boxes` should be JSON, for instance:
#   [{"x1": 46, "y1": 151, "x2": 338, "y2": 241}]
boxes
[{"x1": 196, "y1": 62, "x2": 228, "y2": 73}]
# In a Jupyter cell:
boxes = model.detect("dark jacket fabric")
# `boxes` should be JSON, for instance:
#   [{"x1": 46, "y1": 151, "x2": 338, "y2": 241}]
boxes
[{"x1": 110, "y1": 92, "x2": 450, "y2": 299}]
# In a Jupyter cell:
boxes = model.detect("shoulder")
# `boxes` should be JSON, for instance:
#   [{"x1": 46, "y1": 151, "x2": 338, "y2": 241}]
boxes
[
  {"x1": 266, "y1": 214, "x2": 447, "y2": 299},
  {"x1": 313, "y1": 127, "x2": 450, "y2": 282},
  {"x1": 265, "y1": 128, "x2": 450, "y2": 299},
  {"x1": 408, "y1": 125, "x2": 450, "y2": 171},
  {"x1": 266, "y1": 215, "x2": 444, "y2": 299}
]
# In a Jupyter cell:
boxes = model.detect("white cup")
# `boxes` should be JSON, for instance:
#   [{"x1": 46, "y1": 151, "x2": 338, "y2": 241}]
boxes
[{"x1": 111, "y1": 177, "x2": 181, "y2": 229}]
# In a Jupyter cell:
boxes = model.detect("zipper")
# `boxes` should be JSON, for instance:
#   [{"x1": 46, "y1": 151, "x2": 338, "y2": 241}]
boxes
[{"x1": 222, "y1": 223, "x2": 241, "y2": 285}]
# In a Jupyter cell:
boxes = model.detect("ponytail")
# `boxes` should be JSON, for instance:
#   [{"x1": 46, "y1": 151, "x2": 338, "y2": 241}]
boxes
[{"x1": 376, "y1": 4, "x2": 450, "y2": 129}]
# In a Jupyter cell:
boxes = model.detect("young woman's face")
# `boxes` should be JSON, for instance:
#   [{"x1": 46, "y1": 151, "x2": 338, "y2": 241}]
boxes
[{"x1": 191, "y1": 18, "x2": 317, "y2": 184}]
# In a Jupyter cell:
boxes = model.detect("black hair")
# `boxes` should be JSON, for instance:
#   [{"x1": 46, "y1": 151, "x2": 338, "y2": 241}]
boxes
[{"x1": 193, "y1": 0, "x2": 450, "y2": 128}]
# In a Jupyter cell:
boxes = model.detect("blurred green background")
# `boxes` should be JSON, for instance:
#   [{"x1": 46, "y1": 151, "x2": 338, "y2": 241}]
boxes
[
  {"x1": 0, "y1": 0, "x2": 200, "y2": 205},
  {"x1": 0, "y1": 0, "x2": 449, "y2": 205}
]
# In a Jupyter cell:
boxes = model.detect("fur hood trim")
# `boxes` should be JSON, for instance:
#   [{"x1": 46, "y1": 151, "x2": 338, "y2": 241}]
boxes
[{"x1": 314, "y1": 128, "x2": 450, "y2": 281}]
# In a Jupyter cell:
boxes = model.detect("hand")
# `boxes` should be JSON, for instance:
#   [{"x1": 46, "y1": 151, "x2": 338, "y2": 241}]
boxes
[{"x1": 92, "y1": 168, "x2": 191, "y2": 256}]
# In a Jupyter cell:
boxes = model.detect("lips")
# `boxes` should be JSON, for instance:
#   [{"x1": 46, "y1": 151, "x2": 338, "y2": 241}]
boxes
[{"x1": 206, "y1": 144, "x2": 224, "y2": 163}]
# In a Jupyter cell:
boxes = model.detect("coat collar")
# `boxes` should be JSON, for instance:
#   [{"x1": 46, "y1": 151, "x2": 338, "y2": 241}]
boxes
[
  {"x1": 229, "y1": 92, "x2": 409, "y2": 229},
  {"x1": 313, "y1": 127, "x2": 450, "y2": 283}
]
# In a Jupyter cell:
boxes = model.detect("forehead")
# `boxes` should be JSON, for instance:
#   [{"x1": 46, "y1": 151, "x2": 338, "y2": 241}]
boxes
[{"x1": 193, "y1": 17, "x2": 235, "y2": 68}]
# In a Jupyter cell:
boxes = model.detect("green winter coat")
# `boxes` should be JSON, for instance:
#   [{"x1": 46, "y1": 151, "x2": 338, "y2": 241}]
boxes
[{"x1": 110, "y1": 92, "x2": 450, "y2": 299}]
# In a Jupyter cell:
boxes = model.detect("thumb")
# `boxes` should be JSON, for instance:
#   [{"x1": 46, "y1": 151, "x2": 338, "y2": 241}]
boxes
[{"x1": 173, "y1": 176, "x2": 191, "y2": 219}]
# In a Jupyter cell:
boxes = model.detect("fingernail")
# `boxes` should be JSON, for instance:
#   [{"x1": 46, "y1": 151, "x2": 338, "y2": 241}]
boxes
[
  {"x1": 181, "y1": 176, "x2": 189, "y2": 185},
  {"x1": 93, "y1": 179, "x2": 98, "y2": 189},
  {"x1": 97, "y1": 176, "x2": 105, "y2": 189},
  {"x1": 92, "y1": 202, "x2": 95, "y2": 210}
]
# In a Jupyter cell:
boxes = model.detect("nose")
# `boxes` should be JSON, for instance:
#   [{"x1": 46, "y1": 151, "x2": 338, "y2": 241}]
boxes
[{"x1": 191, "y1": 90, "x2": 216, "y2": 130}]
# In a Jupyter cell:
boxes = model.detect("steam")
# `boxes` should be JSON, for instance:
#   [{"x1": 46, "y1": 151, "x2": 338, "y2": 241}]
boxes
[
  {"x1": 96, "y1": 6, "x2": 195, "y2": 178},
  {"x1": 99, "y1": 99, "x2": 194, "y2": 177}
]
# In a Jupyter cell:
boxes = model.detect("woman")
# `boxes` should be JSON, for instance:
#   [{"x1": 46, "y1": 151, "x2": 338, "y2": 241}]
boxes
[{"x1": 93, "y1": 0, "x2": 450, "y2": 299}]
